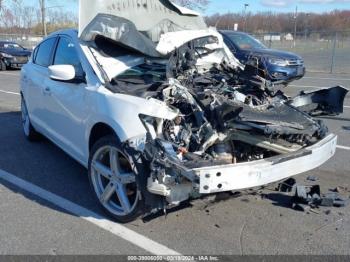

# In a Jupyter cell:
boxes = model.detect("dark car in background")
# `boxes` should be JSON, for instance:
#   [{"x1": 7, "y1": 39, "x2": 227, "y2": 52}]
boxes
[
  {"x1": 0, "y1": 41, "x2": 32, "y2": 70},
  {"x1": 220, "y1": 30, "x2": 305, "y2": 84}
]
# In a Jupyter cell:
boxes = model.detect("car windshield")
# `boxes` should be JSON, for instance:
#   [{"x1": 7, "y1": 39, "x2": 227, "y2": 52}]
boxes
[
  {"x1": 2, "y1": 43, "x2": 24, "y2": 50},
  {"x1": 226, "y1": 33, "x2": 266, "y2": 50},
  {"x1": 114, "y1": 62, "x2": 166, "y2": 84}
]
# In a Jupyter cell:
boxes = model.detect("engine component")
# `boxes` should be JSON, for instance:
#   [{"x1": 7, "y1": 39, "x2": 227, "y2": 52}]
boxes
[
  {"x1": 162, "y1": 117, "x2": 192, "y2": 149},
  {"x1": 147, "y1": 177, "x2": 193, "y2": 205},
  {"x1": 231, "y1": 130, "x2": 303, "y2": 154},
  {"x1": 211, "y1": 142, "x2": 236, "y2": 164}
]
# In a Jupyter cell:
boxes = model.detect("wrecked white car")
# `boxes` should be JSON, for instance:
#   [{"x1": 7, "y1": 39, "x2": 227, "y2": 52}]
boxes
[{"x1": 20, "y1": 0, "x2": 348, "y2": 222}]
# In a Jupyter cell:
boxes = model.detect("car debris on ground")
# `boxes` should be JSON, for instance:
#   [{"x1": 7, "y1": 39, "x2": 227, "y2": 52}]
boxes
[{"x1": 275, "y1": 178, "x2": 350, "y2": 212}]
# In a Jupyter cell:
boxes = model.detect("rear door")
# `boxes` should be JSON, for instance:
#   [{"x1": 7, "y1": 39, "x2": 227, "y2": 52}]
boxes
[
  {"x1": 22, "y1": 37, "x2": 57, "y2": 132},
  {"x1": 41, "y1": 35, "x2": 89, "y2": 163}
]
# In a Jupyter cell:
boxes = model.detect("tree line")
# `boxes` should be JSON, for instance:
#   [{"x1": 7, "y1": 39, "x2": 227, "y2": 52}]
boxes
[
  {"x1": 205, "y1": 10, "x2": 350, "y2": 34},
  {"x1": 0, "y1": 0, "x2": 78, "y2": 35}
]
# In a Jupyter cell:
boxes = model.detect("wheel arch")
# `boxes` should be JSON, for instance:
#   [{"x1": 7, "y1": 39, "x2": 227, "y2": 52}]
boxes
[{"x1": 88, "y1": 122, "x2": 118, "y2": 152}]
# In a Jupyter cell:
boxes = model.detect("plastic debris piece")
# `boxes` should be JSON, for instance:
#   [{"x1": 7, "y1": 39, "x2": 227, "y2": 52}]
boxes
[
  {"x1": 320, "y1": 198, "x2": 334, "y2": 207},
  {"x1": 295, "y1": 185, "x2": 308, "y2": 201},
  {"x1": 332, "y1": 186, "x2": 349, "y2": 194},
  {"x1": 333, "y1": 199, "x2": 350, "y2": 207},
  {"x1": 307, "y1": 176, "x2": 318, "y2": 182},
  {"x1": 277, "y1": 178, "x2": 296, "y2": 193}
]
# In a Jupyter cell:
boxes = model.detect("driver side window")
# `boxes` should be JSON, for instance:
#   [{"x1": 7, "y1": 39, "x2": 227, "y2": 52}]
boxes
[
  {"x1": 53, "y1": 37, "x2": 84, "y2": 77},
  {"x1": 223, "y1": 36, "x2": 236, "y2": 53}
]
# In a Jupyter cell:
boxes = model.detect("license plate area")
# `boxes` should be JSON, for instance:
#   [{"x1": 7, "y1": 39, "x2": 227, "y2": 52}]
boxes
[
  {"x1": 297, "y1": 67, "x2": 304, "y2": 75},
  {"x1": 14, "y1": 56, "x2": 28, "y2": 63}
]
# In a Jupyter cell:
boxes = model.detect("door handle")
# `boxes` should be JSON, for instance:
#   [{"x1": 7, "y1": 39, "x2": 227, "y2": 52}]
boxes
[{"x1": 43, "y1": 87, "x2": 51, "y2": 95}]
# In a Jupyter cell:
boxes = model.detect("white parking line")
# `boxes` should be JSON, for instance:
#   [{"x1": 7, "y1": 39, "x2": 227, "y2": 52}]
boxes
[
  {"x1": 337, "y1": 145, "x2": 350, "y2": 151},
  {"x1": 0, "y1": 90, "x2": 20, "y2": 96},
  {"x1": 0, "y1": 169, "x2": 181, "y2": 256},
  {"x1": 344, "y1": 106, "x2": 350, "y2": 109},
  {"x1": 288, "y1": 85, "x2": 350, "y2": 91},
  {"x1": 0, "y1": 72, "x2": 20, "y2": 76},
  {"x1": 304, "y1": 77, "x2": 350, "y2": 81},
  {"x1": 288, "y1": 85, "x2": 330, "y2": 89}
]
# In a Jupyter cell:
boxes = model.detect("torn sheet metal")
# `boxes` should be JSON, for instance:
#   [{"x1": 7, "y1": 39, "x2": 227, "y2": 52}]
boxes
[
  {"x1": 156, "y1": 28, "x2": 221, "y2": 55},
  {"x1": 79, "y1": 0, "x2": 206, "y2": 41},
  {"x1": 156, "y1": 28, "x2": 241, "y2": 68},
  {"x1": 80, "y1": 14, "x2": 161, "y2": 57},
  {"x1": 289, "y1": 86, "x2": 349, "y2": 116}
]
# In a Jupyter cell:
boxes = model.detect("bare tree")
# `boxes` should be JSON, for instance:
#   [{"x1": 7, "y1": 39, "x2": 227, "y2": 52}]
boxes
[
  {"x1": 38, "y1": 0, "x2": 46, "y2": 35},
  {"x1": 0, "y1": 0, "x2": 19, "y2": 10},
  {"x1": 23, "y1": 6, "x2": 37, "y2": 33}
]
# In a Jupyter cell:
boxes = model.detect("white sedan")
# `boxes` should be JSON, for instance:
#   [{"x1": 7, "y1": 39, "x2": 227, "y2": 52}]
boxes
[{"x1": 20, "y1": 0, "x2": 346, "y2": 222}]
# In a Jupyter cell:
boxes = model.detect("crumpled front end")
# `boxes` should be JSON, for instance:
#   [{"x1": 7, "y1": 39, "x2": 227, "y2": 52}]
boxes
[
  {"x1": 81, "y1": 5, "x2": 347, "y2": 211},
  {"x1": 128, "y1": 76, "x2": 339, "y2": 206},
  {"x1": 119, "y1": 35, "x2": 346, "y2": 209}
]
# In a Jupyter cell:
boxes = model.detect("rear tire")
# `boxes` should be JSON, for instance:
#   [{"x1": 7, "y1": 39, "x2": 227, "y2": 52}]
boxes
[
  {"x1": 88, "y1": 135, "x2": 144, "y2": 223},
  {"x1": 21, "y1": 96, "x2": 40, "y2": 141},
  {"x1": 0, "y1": 60, "x2": 6, "y2": 71}
]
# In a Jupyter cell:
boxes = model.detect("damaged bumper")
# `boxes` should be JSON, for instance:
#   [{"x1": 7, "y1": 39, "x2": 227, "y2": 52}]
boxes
[
  {"x1": 289, "y1": 86, "x2": 348, "y2": 116},
  {"x1": 194, "y1": 134, "x2": 337, "y2": 194}
]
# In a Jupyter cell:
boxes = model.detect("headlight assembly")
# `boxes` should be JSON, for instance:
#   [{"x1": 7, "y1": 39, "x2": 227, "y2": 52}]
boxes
[{"x1": 0, "y1": 52, "x2": 14, "y2": 58}]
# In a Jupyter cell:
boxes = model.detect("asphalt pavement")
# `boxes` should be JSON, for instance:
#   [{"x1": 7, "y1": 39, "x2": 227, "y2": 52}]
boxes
[{"x1": 0, "y1": 69, "x2": 349, "y2": 255}]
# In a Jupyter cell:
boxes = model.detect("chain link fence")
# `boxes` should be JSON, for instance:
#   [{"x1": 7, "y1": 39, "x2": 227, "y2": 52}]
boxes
[
  {"x1": 0, "y1": 34, "x2": 43, "y2": 50},
  {"x1": 1, "y1": 31, "x2": 350, "y2": 74},
  {"x1": 253, "y1": 30, "x2": 350, "y2": 74}
]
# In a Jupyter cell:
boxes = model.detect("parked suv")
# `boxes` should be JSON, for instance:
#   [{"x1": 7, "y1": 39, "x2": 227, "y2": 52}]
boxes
[
  {"x1": 220, "y1": 30, "x2": 305, "y2": 84},
  {"x1": 0, "y1": 41, "x2": 31, "y2": 70}
]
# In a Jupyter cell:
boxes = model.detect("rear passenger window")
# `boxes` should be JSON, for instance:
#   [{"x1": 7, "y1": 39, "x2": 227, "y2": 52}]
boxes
[{"x1": 35, "y1": 37, "x2": 56, "y2": 67}]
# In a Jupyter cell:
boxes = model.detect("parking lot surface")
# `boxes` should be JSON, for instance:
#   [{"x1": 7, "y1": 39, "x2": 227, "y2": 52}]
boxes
[{"x1": 0, "y1": 70, "x2": 349, "y2": 255}]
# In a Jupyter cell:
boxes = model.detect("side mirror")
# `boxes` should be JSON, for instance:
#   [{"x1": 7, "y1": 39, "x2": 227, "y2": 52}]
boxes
[{"x1": 49, "y1": 65, "x2": 75, "y2": 82}]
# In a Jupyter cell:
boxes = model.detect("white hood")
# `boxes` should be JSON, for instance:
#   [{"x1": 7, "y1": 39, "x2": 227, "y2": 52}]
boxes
[
  {"x1": 79, "y1": 0, "x2": 206, "y2": 41},
  {"x1": 156, "y1": 28, "x2": 242, "y2": 68}
]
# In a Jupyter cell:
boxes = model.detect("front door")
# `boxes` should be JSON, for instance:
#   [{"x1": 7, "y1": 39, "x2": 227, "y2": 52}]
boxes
[{"x1": 42, "y1": 36, "x2": 89, "y2": 163}]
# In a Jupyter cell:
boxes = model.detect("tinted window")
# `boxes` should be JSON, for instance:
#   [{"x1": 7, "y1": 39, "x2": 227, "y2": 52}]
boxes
[
  {"x1": 226, "y1": 33, "x2": 266, "y2": 50},
  {"x1": 35, "y1": 38, "x2": 56, "y2": 67},
  {"x1": 223, "y1": 36, "x2": 235, "y2": 51},
  {"x1": 54, "y1": 37, "x2": 83, "y2": 75},
  {"x1": 3, "y1": 43, "x2": 24, "y2": 50},
  {"x1": 115, "y1": 63, "x2": 166, "y2": 84}
]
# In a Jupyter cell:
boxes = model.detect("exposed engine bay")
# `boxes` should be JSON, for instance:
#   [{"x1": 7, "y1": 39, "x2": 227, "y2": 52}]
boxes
[
  {"x1": 106, "y1": 35, "x2": 344, "y2": 159},
  {"x1": 88, "y1": 27, "x2": 347, "y2": 211}
]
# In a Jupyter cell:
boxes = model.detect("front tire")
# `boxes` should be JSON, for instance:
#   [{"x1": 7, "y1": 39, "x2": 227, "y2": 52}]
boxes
[
  {"x1": 88, "y1": 135, "x2": 144, "y2": 223},
  {"x1": 21, "y1": 96, "x2": 40, "y2": 141}
]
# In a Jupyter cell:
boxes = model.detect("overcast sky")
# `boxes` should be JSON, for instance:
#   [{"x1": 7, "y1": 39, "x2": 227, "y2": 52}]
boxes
[{"x1": 24, "y1": 0, "x2": 350, "y2": 15}]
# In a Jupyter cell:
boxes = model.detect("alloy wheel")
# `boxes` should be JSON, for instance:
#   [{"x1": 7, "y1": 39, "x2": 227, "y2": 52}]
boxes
[{"x1": 90, "y1": 145, "x2": 140, "y2": 217}]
